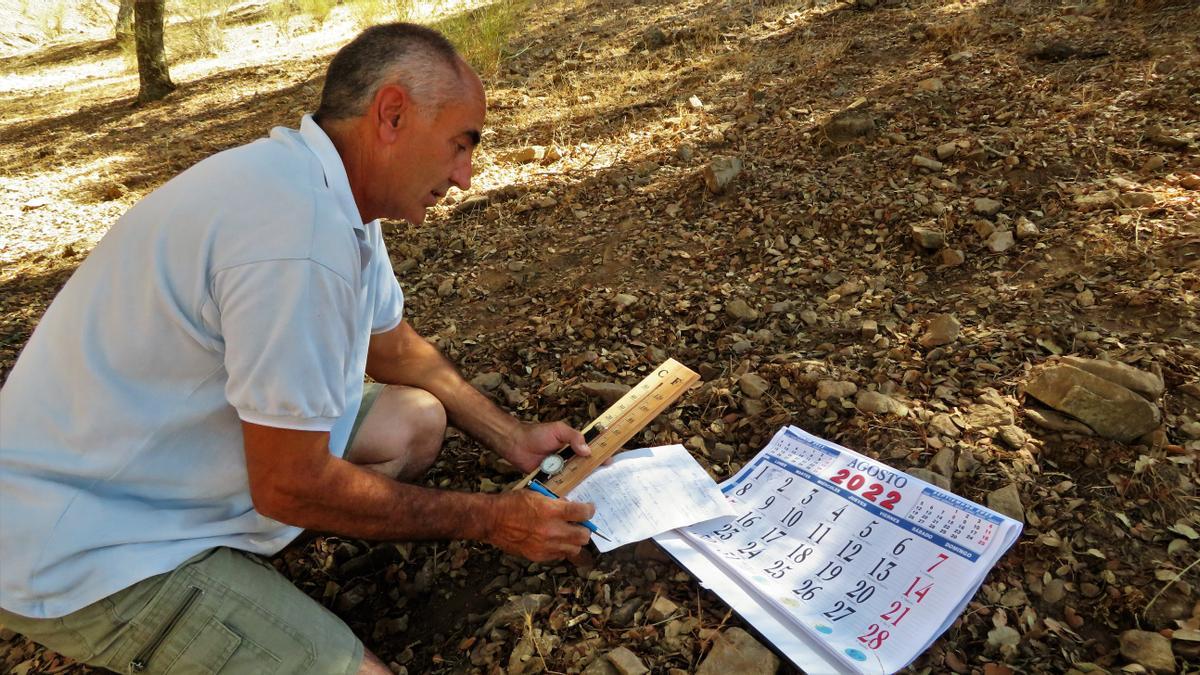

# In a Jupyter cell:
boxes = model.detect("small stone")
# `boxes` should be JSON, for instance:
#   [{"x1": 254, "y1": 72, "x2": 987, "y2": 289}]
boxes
[
  {"x1": 688, "y1": 95, "x2": 704, "y2": 109},
  {"x1": 941, "y1": 248, "x2": 965, "y2": 266},
  {"x1": 936, "y1": 141, "x2": 958, "y2": 160},
  {"x1": 917, "y1": 77, "x2": 944, "y2": 92},
  {"x1": 437, "y1": 277, "x2": 456, "y2": 297},
  {"x1": 911, "y1": 225, "x2": 946, "y2": 250},
  {"x1": 471, "y1": 372, "x2": 503, "y2": 391},
  {"x1": 1076, "y1": 289, "x2": 1095, "y2": 307},
  {"x1": 1119, "y1": 630, "x2": 1176, "y2": 673},
  {"x1": 974, "y1": 197, "x2": 1003, "y2": 216},
  {"x1": 711, "y1": 443, "x2": 735, "y2": 463},
  {"x1": 800, "y1": 310, "x2": 819, "y2": 326},
  {"x1": 646, "y1": 596, "x2": 680, "y2": 622},
  {"x1": 703, "y1": 156, "x2": 743, "y2": 194},
  {"x1": 606, "y1": 646, "x2": 649, "y2": 675},
  {"x1": 1074, "y1": 189, "x2": 1119, "y2": 211},
  {"x1": 1141, "y1": 156, "x2": 1165, "y2": 173},
  {"x1": 920, "y1": 314, "x2": 961, "y2": 348},
  {"x1": 1123, "y1": 192, "x2": 1159, "y2": 207},
  {"x1": 696, "y1": 628, "x2": 780, "y2": 675},
  {"x1": 1015, "y1": 217, "x2": 1039, "y2": 239},
  {"x1": 614, "y1": 293, "x2": 638, "y2": 308},
  {"x1": 997, "y1": 425, "x2": 1029, "y2": 449},
  {"x1": 581, "y1": 381, "x2": 632, "y2": 404},
  {"x1": 967, "y1": 403, "x2": 1014, "y2": 430},
  {"x1": 822, "y1": 111, "x2": 877, "y2": 143},
  {"x1": 816, "y1": 380, "x2": 857, "y2": 400},
  {"x1": 856, "y1": 390, "x2": 909, "y2": 417},
  {"x1": 912, "y1": 155, "x2": 944, "y2": 171},
  {"x1": 582, "y1": 657, "x2": 621, "y2": 675},
  {"x1": 509, "y1": 146, "x2": 547, "y2": 163},
  {"x1": 861, "y1": 319, "x2": 878, "y2": 340},
  {"x1": 609, "y1": 598, "x2": 643, "y2": 627},
  {"x1": 987, "y1": 483, "x2": 1025, "y2": 523},
  {"x1": 738, "y1": 373, "x2": 770, "y2": 399},
  {"x1": 1181, "y1": 421, "x2": 1200, "y2": 440},
  {"x1": 726, "y1": 298, "x2": 759, "y2": 321},
  {"x1": 930, "y1": 447, "x2": 955, "y2": 477},
  {"x1": 929, "y1": 413, "x2": 961, "y2": 438},
  {"x1": 677, "y1": 143, "x2": 695, "y2": 162},
  {"x1": 908, "y1": 467, "x2": 951, "y2": 491},
  {"x1": 987, "y1": 230, "x2": 1015, "y2": 252}
]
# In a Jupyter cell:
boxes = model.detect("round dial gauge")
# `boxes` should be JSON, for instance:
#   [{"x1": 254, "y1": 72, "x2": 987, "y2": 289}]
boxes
[{"x1": 540, "y1": 454, "x2": 566, "y2": 475}]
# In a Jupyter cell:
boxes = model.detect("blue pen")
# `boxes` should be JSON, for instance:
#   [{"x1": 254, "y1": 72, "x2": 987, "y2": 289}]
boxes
[{"x1": 526, "y1": 480, "x2": 612, "y2": 542}]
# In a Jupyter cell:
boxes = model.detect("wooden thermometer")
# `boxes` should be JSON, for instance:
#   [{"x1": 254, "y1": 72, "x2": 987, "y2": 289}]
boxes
[{"x1": 518, "y1": 358, "x2": 700, "y2": 495}]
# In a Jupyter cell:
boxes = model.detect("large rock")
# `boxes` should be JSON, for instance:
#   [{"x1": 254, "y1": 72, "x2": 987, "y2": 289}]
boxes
[
  {"x1": 696, "y1": 627, "x2": 780, "y2": 675},
  {"x1": 1025, "y1": 364, "x2": 1161, "y2": 442},
  {"x1": 1119, "y1": 630, "x2": 1176, "y2": 673},
  {"x1": 1060, "y1": 356, "x2": 1164, "y2": 399}
]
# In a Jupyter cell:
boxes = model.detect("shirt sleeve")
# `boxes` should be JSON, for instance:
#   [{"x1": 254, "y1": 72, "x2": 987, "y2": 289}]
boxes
[
  {"x1": 369, "y1": 241, "x2": 405, "y2": 334},
  {"x1": 212, "y1": 259, "x2": 357, "y2": 431}
]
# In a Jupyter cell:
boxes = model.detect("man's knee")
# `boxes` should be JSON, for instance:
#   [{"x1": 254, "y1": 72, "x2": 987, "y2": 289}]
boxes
[
  {"x1": 347, "y1": 385, "x2": 447, "y2": 480},
  {"x1": 401, "y1": 386, "x2": 447, "y2": 453}
]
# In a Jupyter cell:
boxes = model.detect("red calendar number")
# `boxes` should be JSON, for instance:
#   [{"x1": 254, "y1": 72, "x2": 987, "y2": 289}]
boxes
[
  {"x1": 829, "y1": 469, "x2": 903, "y2": 510},
  {"x1": 857, "y1": 623, "x2": 891, "y2": 649},
  {"x1": 904, "y1": 576, "x2": 935, "y2": 603}
]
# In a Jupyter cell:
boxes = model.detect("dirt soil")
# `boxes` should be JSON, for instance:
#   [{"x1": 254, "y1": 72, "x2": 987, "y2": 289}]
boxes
[{"x1": 2, "y1": 0, "x2": 1199, "y2": 673}]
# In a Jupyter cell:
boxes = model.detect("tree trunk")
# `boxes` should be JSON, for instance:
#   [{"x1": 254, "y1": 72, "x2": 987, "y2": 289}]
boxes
[
  {"x1": 133, "y1": 0, "x2": 175, "y2": 105},
  {"x1": 115, "y1": 0, "x2": 134, "y2": 40}
]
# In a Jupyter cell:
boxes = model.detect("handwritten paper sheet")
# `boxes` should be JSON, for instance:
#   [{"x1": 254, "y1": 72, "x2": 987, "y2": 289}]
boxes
[{"x1": 565, "y1": 444, "x2": 735, "y2": 553}]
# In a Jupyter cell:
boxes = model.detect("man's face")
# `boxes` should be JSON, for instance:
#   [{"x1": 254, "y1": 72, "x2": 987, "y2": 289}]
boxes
[{"x1": 383, "y1": 77, "x2": 485, "y2": 225}]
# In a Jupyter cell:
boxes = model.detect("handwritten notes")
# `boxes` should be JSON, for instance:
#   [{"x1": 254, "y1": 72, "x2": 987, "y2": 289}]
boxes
[{"x1": 566, "y1": 444, "x2": 734, "y2": 553}]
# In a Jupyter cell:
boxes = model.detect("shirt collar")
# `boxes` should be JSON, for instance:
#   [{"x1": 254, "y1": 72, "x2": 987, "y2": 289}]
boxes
[{"x1": 299, "y1": 114, "x2": 371, "y2": 232}]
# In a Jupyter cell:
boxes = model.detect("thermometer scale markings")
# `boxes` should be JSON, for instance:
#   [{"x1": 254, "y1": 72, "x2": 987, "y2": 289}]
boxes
[{"x1": 519, "y1": 359, "x2": 700, "y2": 495}]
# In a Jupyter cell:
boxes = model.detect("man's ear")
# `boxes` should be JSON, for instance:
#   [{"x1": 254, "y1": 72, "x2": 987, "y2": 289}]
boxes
[{"x1": 373, "y1": 84, "x2": 411, "y2": 143}]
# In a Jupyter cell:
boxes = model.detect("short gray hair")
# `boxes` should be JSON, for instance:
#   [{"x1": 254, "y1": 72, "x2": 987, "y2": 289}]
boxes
[{"x1": 315, "y1": 23, "x2": 462, "y2": 122}]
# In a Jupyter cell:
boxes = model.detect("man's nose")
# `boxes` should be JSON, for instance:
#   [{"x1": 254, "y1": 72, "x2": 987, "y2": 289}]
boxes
[{"x1": 450, "y1": 158, "x2": 472, "y2": 190}]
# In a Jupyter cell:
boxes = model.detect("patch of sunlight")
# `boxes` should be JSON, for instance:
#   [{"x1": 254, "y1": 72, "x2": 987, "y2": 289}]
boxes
[
  {"x1": 0, "y1": 153, "x2": 137, "y2": 265},
  {"x1": 0, "y1": 54, "x2": 132, "y2": 96}
]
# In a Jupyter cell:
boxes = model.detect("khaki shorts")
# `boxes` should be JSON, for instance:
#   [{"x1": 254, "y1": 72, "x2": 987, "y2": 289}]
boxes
[{"x1": 0, "y1": 385, "x2": 388, "y2": 674}]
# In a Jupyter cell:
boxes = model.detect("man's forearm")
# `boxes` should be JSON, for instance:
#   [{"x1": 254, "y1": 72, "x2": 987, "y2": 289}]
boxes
[
  {"x1": 367, "y1": 322, "x2": 520, "y2": 454},
  {"x1": 256, "y1": 450, "x2": 494, "y2": 541}
]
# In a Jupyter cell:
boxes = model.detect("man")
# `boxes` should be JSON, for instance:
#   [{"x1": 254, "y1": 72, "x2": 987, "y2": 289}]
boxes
[{"x1": 0, "y1": 24, "x2": 594, "y2": 674}]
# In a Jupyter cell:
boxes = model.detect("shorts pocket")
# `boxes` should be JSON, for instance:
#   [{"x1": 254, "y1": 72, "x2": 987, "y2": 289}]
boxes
[{"x1": 165, "y1": 618, "x2": 241, "y2": 675}]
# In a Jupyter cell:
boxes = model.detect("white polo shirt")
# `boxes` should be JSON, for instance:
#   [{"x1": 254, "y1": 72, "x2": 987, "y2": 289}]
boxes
[{"x1": 0, "y1": 115, "x2": 404, "y2": 618}]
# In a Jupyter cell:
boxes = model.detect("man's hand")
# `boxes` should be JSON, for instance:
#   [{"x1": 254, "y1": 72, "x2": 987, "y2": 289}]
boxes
[
  {"x1": 502, "y1": 421, "x2": 591, "y2": 473},
  {"x1": 486, "y1": 489, "x2": 595, "y2": 562}
]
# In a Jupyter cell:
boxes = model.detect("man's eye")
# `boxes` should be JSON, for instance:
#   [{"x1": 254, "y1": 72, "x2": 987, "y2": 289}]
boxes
[{"x1": 456, "y1": 143, "x2": 467, "y2": 152}]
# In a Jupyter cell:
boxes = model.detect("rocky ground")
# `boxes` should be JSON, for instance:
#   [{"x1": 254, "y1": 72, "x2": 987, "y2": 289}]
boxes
[{"x1": 2, "y1": 0, "x2": 1199, "y2": 673}]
